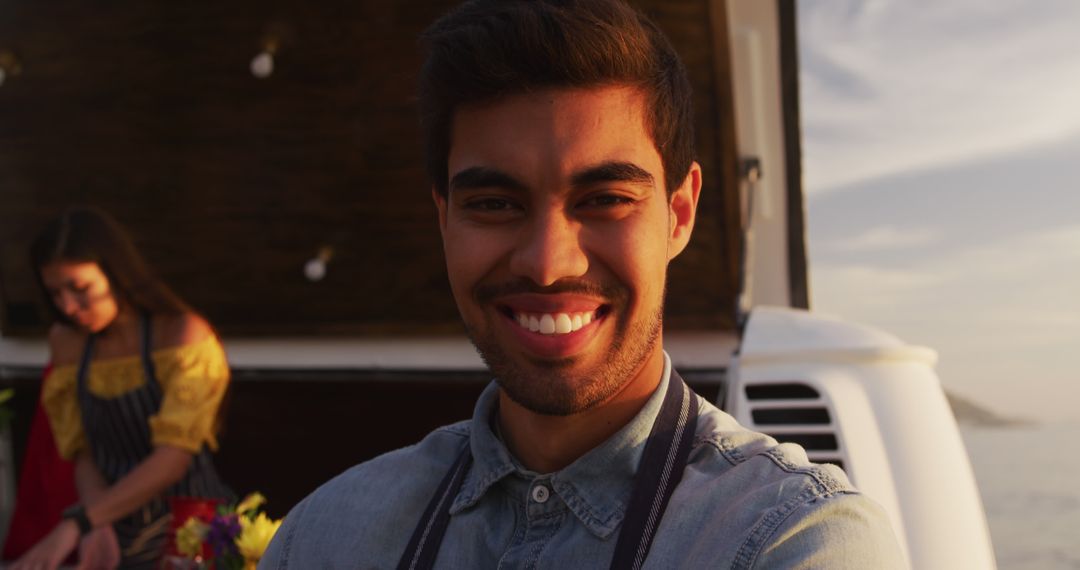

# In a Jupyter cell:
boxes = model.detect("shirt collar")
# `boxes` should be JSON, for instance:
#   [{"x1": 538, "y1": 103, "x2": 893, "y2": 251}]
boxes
[{"x1": 450, "y1": 353, "x2": 673, "y2": 539}]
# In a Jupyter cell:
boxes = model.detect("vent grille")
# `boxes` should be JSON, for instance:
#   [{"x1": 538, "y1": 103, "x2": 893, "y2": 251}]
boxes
[
  {"x1": 743, "y1": 382, "x2": 843, "y2": 464},
  {"x1": 752, "y1": 407, "x2": 830, "y2": 425},
  {"x1": 745, "y1": 383, "x2": 819, "y2": 400},
  {"x1": 773, "y1": 433, "x2": 838, "y2": 450}
]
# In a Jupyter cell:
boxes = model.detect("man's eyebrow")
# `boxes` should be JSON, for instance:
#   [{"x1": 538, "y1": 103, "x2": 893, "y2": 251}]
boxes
[
  {"x1": 571, "y1": 161, "x2": 655, "y2": 188},
  {"x1": 449, "y1": 167, "x2": 528, "y2": 193}
]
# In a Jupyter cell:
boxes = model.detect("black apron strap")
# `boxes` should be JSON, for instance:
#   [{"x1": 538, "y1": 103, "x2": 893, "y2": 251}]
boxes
[
  {"x1": 76, "y1": 332, "x2": 96, "y2": 385},
  {"x1": 396, "y1": 446, "x2": 473, "y2": 570},
  {"x1": 75, "y1": 331, "x2": 97, "y2": 435},
  {"x1": 139, "y1": 312, "x2": 160, "y2": 389},
  {"x1": 608, "y1": 370, "x2": 698, "y2": 570},
  {"x1": 396, "y1": 372, "x2": 699, "y2": 570}
]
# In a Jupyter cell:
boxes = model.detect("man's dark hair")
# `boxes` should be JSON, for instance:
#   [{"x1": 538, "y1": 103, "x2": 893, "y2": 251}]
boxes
[{"x1": 419, "y1": 0, "x2": 695, "y2": 196}]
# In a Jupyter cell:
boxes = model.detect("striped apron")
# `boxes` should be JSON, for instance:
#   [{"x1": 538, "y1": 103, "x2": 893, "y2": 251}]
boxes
[{"x1": 76, "y1": 313, "x2": 233, "y2": 568}]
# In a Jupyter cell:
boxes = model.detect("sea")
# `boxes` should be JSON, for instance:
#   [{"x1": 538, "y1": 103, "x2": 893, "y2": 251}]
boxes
[{"x1": 961, "y1": 421, "x2": 1080, "y2": 569}]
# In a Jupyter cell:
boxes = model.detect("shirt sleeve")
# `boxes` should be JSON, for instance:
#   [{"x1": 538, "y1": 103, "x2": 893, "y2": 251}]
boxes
[
  {"x1": 749, "y1": 491, "x2": 906, "y2": 569},
  {"x1": 148, "y1": 337, "x2": 230, "y2": 453},
  {"x1": 40, "y1": 366, "x2": 86, "y2": 460}
]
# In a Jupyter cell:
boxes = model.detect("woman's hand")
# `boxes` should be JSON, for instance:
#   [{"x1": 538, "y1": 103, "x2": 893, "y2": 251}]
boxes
[
  {"x1": 11, "y1": 519, "x2": 80, "y2": 570},
  {"x1": 76, "y1": 525, "x2": 121, "y2": 570}
]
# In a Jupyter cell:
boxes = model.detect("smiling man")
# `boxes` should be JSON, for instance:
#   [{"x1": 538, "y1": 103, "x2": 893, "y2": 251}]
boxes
[
  {"x1": 261, "y1": 1, "x2": 903, "y2": 568},
  {"x1": 437, "y1": 85, "x2": 698, "y2": 476}
]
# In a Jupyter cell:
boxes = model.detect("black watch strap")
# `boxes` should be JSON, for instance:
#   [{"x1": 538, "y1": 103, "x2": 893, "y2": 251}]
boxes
[{"x1": 62, "y1": 504, "x2": 93, "y2": 536}]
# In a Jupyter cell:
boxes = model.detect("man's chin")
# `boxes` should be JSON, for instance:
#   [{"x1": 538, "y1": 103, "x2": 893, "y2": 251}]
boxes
[
  {"x1": 495, "y1": 373, "x2": 609, "y2": 417},
  {"x1": 469, "y1": 306, "x2": 662, "y2": 416}
]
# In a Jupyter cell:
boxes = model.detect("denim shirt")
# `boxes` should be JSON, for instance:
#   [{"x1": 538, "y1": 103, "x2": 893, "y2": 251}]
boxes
[{"x1": 261, "y1": 354, "x2": 904, "y2": 569}]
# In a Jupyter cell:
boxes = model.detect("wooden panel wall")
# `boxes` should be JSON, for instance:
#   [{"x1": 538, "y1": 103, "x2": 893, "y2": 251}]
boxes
[{"x1": 0, "y1": 0, "x2": 740, "y2": 336}]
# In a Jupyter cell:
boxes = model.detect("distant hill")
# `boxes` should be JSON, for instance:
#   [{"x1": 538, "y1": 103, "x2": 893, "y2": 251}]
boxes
[{"x1": 946, "y1": 390, "x2": 1034, "y2": 427}]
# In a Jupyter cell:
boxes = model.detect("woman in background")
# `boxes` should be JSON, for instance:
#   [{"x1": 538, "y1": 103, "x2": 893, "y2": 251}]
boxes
[{"x1": 14, "y1": 206, "x2": 233, "y2": 570}]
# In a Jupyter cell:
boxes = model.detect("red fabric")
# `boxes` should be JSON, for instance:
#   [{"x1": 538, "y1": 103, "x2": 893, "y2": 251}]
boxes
[
  {"x1": 2, "y1": 364, "x2": 79, "y2": 560},
  {"x1": 166, "y1": 496, "x2": 223, "y2": 558}
]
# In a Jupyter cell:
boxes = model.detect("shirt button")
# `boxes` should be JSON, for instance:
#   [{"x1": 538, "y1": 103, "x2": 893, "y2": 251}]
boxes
[{"x1": 531, "y1": 484, "x2": 550, "y2": 504}]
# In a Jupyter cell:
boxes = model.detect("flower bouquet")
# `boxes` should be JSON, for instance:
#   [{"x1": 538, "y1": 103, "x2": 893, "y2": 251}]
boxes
[{"x1": 163, "y1": 492, "x2": 283, "y2": 570}]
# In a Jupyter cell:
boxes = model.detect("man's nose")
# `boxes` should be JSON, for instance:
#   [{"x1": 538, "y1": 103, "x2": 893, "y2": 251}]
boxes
[{"x1": 509, "y1": 210, "x2": 588, "y2": 287}]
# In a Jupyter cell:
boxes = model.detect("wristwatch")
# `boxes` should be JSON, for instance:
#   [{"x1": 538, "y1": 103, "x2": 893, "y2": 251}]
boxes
[{"x1": 61, "y1": 504, "x2": 94, "y2": 536}]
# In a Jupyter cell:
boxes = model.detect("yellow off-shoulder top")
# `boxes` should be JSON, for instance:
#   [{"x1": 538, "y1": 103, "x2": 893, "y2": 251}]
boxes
[{"x1": 42, "y1": 335, "x2": 230, "y2": 460}]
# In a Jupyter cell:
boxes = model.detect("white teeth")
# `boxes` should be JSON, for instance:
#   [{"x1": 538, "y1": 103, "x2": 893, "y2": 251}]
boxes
[
  {"x1": 514, "y1": 311, "x2": 597, "y2": 335},
  {"x1": 554, "y1": 313, "x2": 572, "y2": 334},
  {"x1": 539, "y1": 314, "x2": 556, "y2": 334}
]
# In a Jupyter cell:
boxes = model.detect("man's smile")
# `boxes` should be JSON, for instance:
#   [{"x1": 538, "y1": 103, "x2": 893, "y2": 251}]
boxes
[
  {"x1": 511, "y1": 310, "x2": 594, "y2": 334},
  {"x1": 488, "y1": 292, "x2": 612, "y2": 357},
  {"x1": 496, "y1": 291, "x2": 610, "y2": 332}
]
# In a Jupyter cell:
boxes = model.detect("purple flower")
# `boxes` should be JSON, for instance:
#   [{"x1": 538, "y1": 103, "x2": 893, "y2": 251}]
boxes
[{"x1": 206, "y1": 514, "x2": 242, "y2": 558}]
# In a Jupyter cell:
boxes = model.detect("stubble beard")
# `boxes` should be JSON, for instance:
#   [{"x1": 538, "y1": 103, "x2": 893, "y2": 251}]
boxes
[{"x1": 467, "y1": 302, "x2": 664, "y2": 416}]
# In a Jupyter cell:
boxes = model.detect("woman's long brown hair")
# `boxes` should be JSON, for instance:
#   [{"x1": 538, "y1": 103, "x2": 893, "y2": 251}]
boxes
[{"x1": 30, "y1": 205, "x2": 191, "y2": 326}]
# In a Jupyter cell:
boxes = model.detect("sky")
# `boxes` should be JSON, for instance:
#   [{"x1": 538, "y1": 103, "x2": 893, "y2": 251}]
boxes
[{"x1": 798, "y1": 0, "x2": 1080, "y2": 422}]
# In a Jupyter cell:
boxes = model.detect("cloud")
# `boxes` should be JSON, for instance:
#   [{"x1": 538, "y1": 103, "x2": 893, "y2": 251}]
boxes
[
  {"x1": 810, "y1": 264, "x2": 943, "y2": 318},
  {"x1": 820, "y1": 225, "x2": 941, "y2": 253},
  {"x1": 810, "y1": 224, "x2": 1080, "y2": 420},
  {"x1": 806, "y1": 130, "x2": 1080, "y2": 272},
  {"x1": 815, "y1": 224, "x2": 1080, "y2": 325},
  {"x1": 799, "y1": 0, "x2": 1080, "y2": 193},
  {"x1": 936, "y1": 224, "x2": 1080, "y2": 284}
]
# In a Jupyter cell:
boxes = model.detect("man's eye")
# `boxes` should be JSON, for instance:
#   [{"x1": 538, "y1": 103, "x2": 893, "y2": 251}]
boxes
[
  {"x1": 465, "y1": 198, "x2": 517, "y2": 211},
  {"x1": 580, "y1": 194, "x2": 635, "y2": 208}
]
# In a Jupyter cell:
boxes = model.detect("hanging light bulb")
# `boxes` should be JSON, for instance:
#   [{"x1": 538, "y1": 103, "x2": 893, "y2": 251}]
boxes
[
  {"x1": 250, "y1": 37, "x2": 279, "y2": 79},
  {"x1": 304, "y1": 246, "x2": 334, "y2": 282},
  {"x1": 250, "y1": 51, "x2": 274, "y2": 79}
]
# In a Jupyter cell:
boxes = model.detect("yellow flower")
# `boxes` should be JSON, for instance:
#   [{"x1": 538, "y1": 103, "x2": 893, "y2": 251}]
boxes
[
  {"x1": 176, "y1": 516, "x2": 209, "y2": 559},
  {"x1": 235, "y1": 492, "x2": 267, "y2": 515},
  {"x1": 234, "y1": 512, "x2": 282, "y2": 564}
]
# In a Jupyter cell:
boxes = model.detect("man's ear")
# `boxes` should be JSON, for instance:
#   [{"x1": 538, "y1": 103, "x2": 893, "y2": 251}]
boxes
[
  {"x1": 433, "y1": 187, "x2": 448, "y2": 238},
  {"x1": 668, "y1": 161, "x2": 702, "y2": 261}
]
